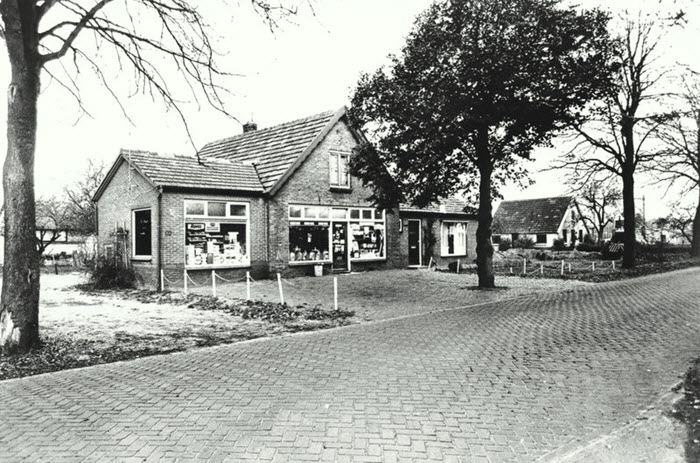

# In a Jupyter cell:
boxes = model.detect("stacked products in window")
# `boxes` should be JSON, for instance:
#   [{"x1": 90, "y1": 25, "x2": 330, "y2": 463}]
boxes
[
  {"x1": 350, "y1": 224, "x2": 384, "y2": 259},
  {"x1": 186, "y1": 223, "x2": 246, "y2": 266}
]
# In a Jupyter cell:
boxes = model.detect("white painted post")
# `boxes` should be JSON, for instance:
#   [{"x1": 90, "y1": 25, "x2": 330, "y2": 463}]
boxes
[
  {"x1": 277, "y1": 273, "x2": 285, "y2": 305},
  {"x1": 561, "y1": 260, "x2": 565, "y2": 276},
  {"x1": 612, "y1": 260, "x2": 616, "y2": 270},
  {"x1": 592, "y1": 262, "x2": 595, "y2": 272},
  {"x1": 184, "y1": 269, "x2": 188, "y2": 295},
  {"x1": 160, "y1": 269, "x2": 164, "y2": 292},
  {"x1": 333, "y1": 276, "x2": 338, "y2": 311},
  {"x1": 246, "y1": 271, "x2": 251, "y2": 301},
  {"x1": 510, "y1": 266, "x2": 513, "y2": 274},
  {"x1": 568, "y1": 263, "x2": 571, "y2": 273},
  {"x1": 211, "y1": 270, "x2": 216, "y2": 297},
  {"x1": 540, "y1": 263, "x2": 543, "y2": 275},
  {"x1": 523, "y1": 259, "x2": 527, "y2": 274},
  {"x1": 428, "y1": 257, "x2": 433, "y2": 269},
  {"x1": 457, "y1": 259, "x2": 460, "y2": 274}
]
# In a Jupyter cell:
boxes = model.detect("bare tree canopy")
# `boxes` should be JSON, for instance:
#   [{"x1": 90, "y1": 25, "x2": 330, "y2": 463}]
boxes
[
  {"x1": 0, "y1": 0, "x2": 307, "y2": 354},
  {"x1": 570, "y1": 179, "x2": 621, "y2": 244},
  {"x1": 552, "y1": 16, "x2": 671, "y2": 268}
]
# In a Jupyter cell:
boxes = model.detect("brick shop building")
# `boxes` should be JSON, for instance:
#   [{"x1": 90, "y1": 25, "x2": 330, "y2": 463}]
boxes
[{"x1": 93, "y1": 108, "x2": 477, "y2": 288}]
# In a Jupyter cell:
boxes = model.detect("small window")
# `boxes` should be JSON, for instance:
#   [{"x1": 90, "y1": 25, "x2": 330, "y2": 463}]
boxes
[
  {"x1": 289, "y1": 206, "x2": 302, "y2": 218},
  {"x1": 536, "y1": 234, "x2": 547, "y2": 244},
  {"x1": 229, "y1": 204, "x2": 247, "y2": 217},
  {"x1": 132, "y1": 209, "x2": 152, "y2": 259},
  {"x1": 304, "y1": 207, "x2": 318, "y2": 218},
  {"x1": 350, "y1": 209, "x2": 360, "y2": 219},
  {"x1": 331, "y1": 208, "x2": 347, "y2": 219},
  {"x1": 562, "y1": 229, "x2": 568, "y2": 242},
  {"x1": 207, "y1": 202, "x2": 226, "y2": 217},
  {"x1": 186, "y1": 201, "x2": 206, "y2": 216},
  {"x1": 578, "y1": 230, "x2": 583, "y2": 242},
  {"x1": 441, "y1": 222, "x2": 467, "y2": 256},
  {"x1": 362, "y1": 210, "x2": 372, "y2": 220},
  {"x1": 492, "y1": 235, "x2": 501, "y2": 244},
  {"x1": 374, "y1": 209, "x2": 383, "y2": 220},
  {"x1": 318, "y1": 207, "x2": 330, "y2": 219},
  {"x1": 330, "y1": 151, "x2": 350, "y2": 187}
]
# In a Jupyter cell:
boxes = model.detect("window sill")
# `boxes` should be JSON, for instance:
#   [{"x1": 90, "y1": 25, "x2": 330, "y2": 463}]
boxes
[
  {"x1": 289, "y1": 260, "x2": 331, "y2": 267},
  {"x1": 329, "y1": 186, "x2": 352, "y2": 192},
  {"x1": 131, "y1": 257, "x2": 152, "y2": 262},
  {"x1": 441, "y1": 254, "x2": 467, "y2": 258},
  {"x1": 351, "y1": 257, "x2": 386, "y2": 263},
  {"x1": 186, "y1": 263, "x2": 251, "y2": 270}
]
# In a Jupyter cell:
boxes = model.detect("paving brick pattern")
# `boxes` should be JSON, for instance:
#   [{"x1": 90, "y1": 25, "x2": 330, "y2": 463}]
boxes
[{"x1": 2, "y1": 269, "x2": 700, "y2": 462}]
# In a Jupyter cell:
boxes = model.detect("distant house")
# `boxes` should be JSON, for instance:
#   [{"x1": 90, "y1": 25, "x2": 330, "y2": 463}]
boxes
[
  {"x1": 492, "y1": 196, "x2": 586, "y2": 248},
  {"x1": 93, "y1": 107, "x2": 477, "y2": 288}
]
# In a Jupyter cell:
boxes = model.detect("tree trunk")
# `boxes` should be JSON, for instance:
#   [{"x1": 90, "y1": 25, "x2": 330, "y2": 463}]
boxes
[
  {"x1": 621, "y1": 168, "x2": 636, "y2": 268},
  {"x1": 475, "y1": 129, "x2": 495, "y2": 289},
  {"x1": 692, "y1": 188, "x2": 700, "y2": 258},
  {"x1": 0, "y1": 3, "x2": 42, "y2": 354}
]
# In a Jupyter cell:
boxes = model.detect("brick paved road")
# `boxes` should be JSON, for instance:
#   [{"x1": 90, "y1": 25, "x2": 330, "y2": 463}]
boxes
[{"x1": 1, "y1": 268, "x2": 699, "y2": 462}]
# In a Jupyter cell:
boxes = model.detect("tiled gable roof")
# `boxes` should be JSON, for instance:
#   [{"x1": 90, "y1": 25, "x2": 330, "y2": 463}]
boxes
[
  {"x1": 400, "y1": 196, "x2": 472, "y2": 216},
  {"x1": 121, "y1": 149, "x2": 264, "y2": 193},
  {"x1": 198, "y1": 110, "x2": 339, "y2": 191},
  {"x1": 493, "y1": 196, "x2": 572, "y2": 234}
]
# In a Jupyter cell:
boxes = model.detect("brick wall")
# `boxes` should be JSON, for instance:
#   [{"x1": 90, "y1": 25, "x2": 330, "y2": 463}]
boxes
[{"x1": 96, "y1": 160, "x2": 159, "y2": 286}]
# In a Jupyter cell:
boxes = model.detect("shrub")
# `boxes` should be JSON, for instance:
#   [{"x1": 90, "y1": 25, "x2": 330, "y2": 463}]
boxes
[
  {"x1": 576, "y1": 242, "x2": 602, "y2": 252},
  {"x1": 88, "y1": 254, "x2": 139, "y2": 289},
  {"x1": 498, "y1": 237, "x2": 512, "y2": 252},
  {"x1": 513, "y1": 236, "x2": 535, "y2": 249},
  {"x1": 552, "y1": 238, "x2": 566, "y2": 251}
]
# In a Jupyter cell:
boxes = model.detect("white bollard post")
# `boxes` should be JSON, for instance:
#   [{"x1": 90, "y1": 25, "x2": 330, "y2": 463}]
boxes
[
  {"x1": 561, "y1": 260, "x2": 565, "y2": 276},
  {"x1": 428, "y1": 257, "x2": 433, "y2": 269},
  {"x1": 592, "y1": 262, "x2": 595, "y2": 272},
  {"x1": 160, "y1": 269, "x2": 165, "y2": 292},
  {"x1": 523, "y1": 259, "x2": 526, "y2": 274},
  {"x1": 510, "y1": 266, "x2": 513, "y2": 274},
  {"x1": 211, "y1": 270, "x2": 216, "y2": 297},
  {"x1": 277, "y1": 273, "x2": 285, "y2": 305},
  {"x1": 246, "y1": 271, "x2": 251, "y2": 301},
  {"x1": 457, "y1": 259, "x2": 460, "y2": 274},
  {"x1": 184, "y1": 269, "x2": 188, "y2": 295},
  {"x1": 334, "y1": 276, "x2": 338, "y2": 311},
  {"x1": 568, "y1": 263, "x2": 571, "y2": 273},
  {"x1": 540, "y1": 263, "x2": 543, "y2": 275}
]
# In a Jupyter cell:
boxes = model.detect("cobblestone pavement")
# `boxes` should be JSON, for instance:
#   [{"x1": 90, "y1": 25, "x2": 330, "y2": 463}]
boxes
[
  {"x1": 2, "y1": 268, "x2": 700, "y2": 462},
  {"x1": 194, "y1": 269, "x2": 590, "y2": 321}
]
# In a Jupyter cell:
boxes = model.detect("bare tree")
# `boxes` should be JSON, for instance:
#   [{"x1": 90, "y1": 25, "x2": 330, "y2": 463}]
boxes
[
  {"x1": 0, "y1": 0, "x2": 307, "y2": 354},
  {"x1": 648, "y1": 75, "x2": 700, "y2": 256},
  {"x1": 553, "y1": 17, "x2": 668, "y2": 268},
  {"x1": 571, "y1": 179, "x2": 621, "y2": 244},
  {"x1": 63, "y1": 160, "x2": 105, "y2": 235}
]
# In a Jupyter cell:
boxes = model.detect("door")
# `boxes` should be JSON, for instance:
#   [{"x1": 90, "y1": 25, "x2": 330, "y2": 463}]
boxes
[
  {"x1": 408, "y1": 220, "x2": 421, "y2": 266},
  {"x1": 332, "y1": 222, "x2": 349, "y2": 271}
]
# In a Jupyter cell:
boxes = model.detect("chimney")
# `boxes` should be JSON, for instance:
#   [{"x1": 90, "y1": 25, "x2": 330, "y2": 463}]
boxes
[{"x1": 242, "y1": 121, "x2": 258, "y2": 133}]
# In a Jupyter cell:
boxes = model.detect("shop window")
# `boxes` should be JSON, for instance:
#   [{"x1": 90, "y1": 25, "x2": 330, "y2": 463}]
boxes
[
  {"x1": 184, "y1": 201, "x2": 249, "y2": 268},
  {"x1": 492, "y1": 234, "x2": 501, "y2": 244},
  {"x1": 441, "y1": 222, "x2": 467, "y2": 256},
  {"x1": 132, "y1": 208, "x2": 152, "y2": 259},
  {"x1": 330, "y1": 151, "x2": 350, "y2": 187},
  {"x1": 536, "y1": 234, "x2": 547, "y2": 244},
  {"x1": 289, "y1": 222, "x2": 330, "y2": 263},
  {"x1": 350, "y1": 222, "x2": 385, "y2": 260}
]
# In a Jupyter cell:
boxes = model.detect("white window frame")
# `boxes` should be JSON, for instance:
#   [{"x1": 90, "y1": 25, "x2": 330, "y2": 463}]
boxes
[
  {"x1": 329, "y1": 150, "x2": 351, "y2": 188},
  {"x1": 184, "y1": 200, "x2": 250, "y2": 269},
  {"x1": 131, "y1": 207, "x2": 152, "y2": 260},
  {"x1": 287, "y1": 205, "x2": 387, "y2": 265},
  {"x1": 441, "y1": 221, "x2": 468, "y2": 257}
]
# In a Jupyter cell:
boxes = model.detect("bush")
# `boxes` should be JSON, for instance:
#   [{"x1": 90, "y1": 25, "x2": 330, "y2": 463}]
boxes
[
  {"x1": 498, "y1": 237, "x2": 512, "y2": 252},
  {"x1": 552, "y1": 238, "x2": 566, "y2": 251},
  {"x1": 88, "y1": 254, "x2": 139, "y2": 289},
  {"x1": 513, "y1": 236, "x2": 535, "y2": 249},
  {"x1": 576, "y1": 242, "x2": 602, "y2": 252}
]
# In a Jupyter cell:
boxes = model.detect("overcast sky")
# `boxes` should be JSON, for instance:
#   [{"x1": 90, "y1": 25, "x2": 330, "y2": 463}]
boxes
[{"x1": 0, "y1": 0, "x2": 698, "y2": 220}]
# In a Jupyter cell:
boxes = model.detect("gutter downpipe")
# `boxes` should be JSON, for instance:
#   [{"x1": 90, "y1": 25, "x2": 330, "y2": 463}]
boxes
[{"x1": 157, "y1": 186, "x2": 163, "y2": 291}]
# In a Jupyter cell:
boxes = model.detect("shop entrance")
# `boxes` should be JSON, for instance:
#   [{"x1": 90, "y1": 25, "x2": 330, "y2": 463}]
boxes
[
  {"x1": 332, "y1": 222, "x2": 349, "y2": 272},
  {"x1": 408, "y1": 220, "x2": 422, "y2": 266}
]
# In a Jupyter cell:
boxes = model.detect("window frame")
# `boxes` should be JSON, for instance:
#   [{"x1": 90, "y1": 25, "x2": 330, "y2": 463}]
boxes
[
  {"x1": 183, "y1": 200, "x2": 251, "y2": 269},
  {"x1": 131, "y1": 207, "x2": 152, "y2": 260},
  {"x1": 329, "y1": 150, "x2": 351, "y2": 189},
  {"x1": 536, "y1": 234, "x2": 547, "y2": 245},
  {"x1": 440, "y1": 221, "x2": 468, "y2": 257}
]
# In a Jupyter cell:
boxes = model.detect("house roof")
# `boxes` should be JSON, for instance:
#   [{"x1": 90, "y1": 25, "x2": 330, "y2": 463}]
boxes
[
  {"x1": 198, "y1": 108, "x2": 347, "y2": 192},
  {"x1": 400, "y1": 197, "x2": 473, "y2": 217},
  {"x1": 93, "y1": 149, "x2": 265, "y2": 201},
  {"x1": 493, "y1": 196, "x2": 572, "y2": 234}
]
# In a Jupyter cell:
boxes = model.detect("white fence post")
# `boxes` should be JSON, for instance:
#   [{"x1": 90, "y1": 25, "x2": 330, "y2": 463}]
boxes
[
  {"x1": 333, "y1": 276, "x2": 338, "y2": 311},
  {"x1": 184, "y1": 269, "x2": 188, "y2": 295},
  {"x1": 561, "y1": 260, "x2": 565, "y2": 276},
  {"x1": 428, "y1": 257, "x2": 433, "y2": 269},
  {"x1": 523, "y1": 259, "x2": 526, "y2": 274},
  {"x1": 568, "y1": 263, "x2": 571, "y2": 273},
  {"x1": 277, "y1": 273, "x2": 285, "y2": 305},
  {"x1": 246, "y1": 271, "x2": 251, "y2": 301},
  {"x1": 540, "y1": 263, "x2": 543, "y2": 275},
  {"x1": 160, "y1": 269, "x2": 164, "y2": 292},
  {"x1": 612, "y1": 261, "x2": 616, "y2": 270},
  {"x1": 591, "y1": 262, "x2": 595, "y2": 272},
  {"x1": 457, "y1": 259, "x2": 460, "y2": 274},
  {"x1": 211, "y1": 270, "x2": 216, "y2": 297}
]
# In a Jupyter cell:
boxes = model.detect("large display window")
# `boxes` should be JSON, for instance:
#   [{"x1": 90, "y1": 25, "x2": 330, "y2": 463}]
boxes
[
  {"x1": 185, "y1": 200, "x2": 250, "y2": 268},
  {"x1": 441, "y1": 221, "x2": 467, "y2": 256},
  {"x1": 288, "y1": 205, "x2": 385, "y2": 265}
]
